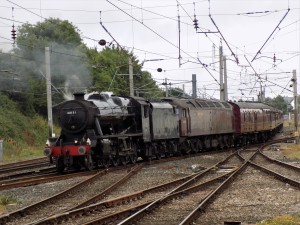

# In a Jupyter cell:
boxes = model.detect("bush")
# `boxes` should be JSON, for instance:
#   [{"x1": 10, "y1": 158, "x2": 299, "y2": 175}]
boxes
[
  {"x1": 0, "y1": 195, "x2": 17, "y2": 206},
  {"x1": 0, "y1": 93, "x2": 51, "y2": 161}
]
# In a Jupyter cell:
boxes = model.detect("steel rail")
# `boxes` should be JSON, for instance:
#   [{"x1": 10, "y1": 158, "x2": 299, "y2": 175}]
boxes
[
  {"x1": 25, "y1": 164, "x2": 144, "y2": 225},
  {"x1": 0, "y1": 166, "x2": 56, "y2": 182},
  {"x1": 115, "y1": 149, "x2": 243, "y2": 225},
  {"x1": 179, "y1": 137, "x2": 294, "y2": 225},
  {"x1": 38, "y1": 168, "x2": 235, "y2": 225},
  {"x1": 32, "y1": 150, "x2": 241, "y2": 225},
  {"x1": 31, "y1": 165, "x2": 211, "y2": 224},
  {"x1": 0, "y1": 157, "x2": 48, "y2": 170},
  {"x1": 0, "y1": 170, "x2": 96, "y2": 191},
  {"x1": 0, "y1": 161, "x2": 51, "y2": 175},
  {"x1": 0, "y1": 170, "x2": 108, "y2": 224}
]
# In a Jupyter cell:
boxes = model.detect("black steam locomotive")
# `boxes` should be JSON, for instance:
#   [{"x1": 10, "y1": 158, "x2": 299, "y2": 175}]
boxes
[{"x1": 44, "y1": 92, "x2": 283, "y2": 172}]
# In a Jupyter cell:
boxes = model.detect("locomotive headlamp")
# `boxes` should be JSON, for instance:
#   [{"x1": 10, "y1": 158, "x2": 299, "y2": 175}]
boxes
[
  {"x1": 78, "y1": 146, "x2": 86, "y2": 155},
  {"x1": 44, "y1": 148, "x2": 52, "y2": 157}
]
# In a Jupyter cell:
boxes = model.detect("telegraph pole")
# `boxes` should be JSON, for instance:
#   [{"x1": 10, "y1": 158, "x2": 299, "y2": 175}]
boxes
[
  {"x1": 45, "y1": 47, "x2": 53, "y2": 137},
  {"x1": 223, "y1": 56, "x2": 228, "y2": 101},
  {"x1": 165, "y1": 78, "x2": 168, "y2": 97},
  {"x1": 128, "y1": 57, "x2": 134, "y2": 97},
  {"x1": 219, "y1": 46, "x2": 225, "y2": 101},
  {"x1": 292, "y1": 69, "x2": 298, "y2": 143},
  {"x1": 192, "y1": 74, "x2": 197, "y2": 98}
]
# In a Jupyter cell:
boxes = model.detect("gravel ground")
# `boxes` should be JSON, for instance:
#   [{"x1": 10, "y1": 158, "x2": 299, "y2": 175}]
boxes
[
  {"x1": 0, "y1": 176, "x2": 85, "y2": 215},
  {"x1": 0, "y1": 152, "x2": 230, "y2": 217},
  {"x1": 106, "y1": 152, "x2": 231, "y2": 200},
  {"x1": 1, "y1": 145, "x2": 299, "y2": 224},
  {"x1": 195, "y1": 165, "x2": 300, "y2": 225}
]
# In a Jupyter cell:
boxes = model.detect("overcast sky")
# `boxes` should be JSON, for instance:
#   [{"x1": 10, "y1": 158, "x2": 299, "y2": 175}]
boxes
[{"x1": 1, "y1": 0, "x2": 299, "y2": 101}]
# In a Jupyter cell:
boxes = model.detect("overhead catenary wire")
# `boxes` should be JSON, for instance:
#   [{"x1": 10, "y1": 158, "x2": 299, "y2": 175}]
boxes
[
  {"x1": 5, "y1": 0, "x2": 98, "y2": 42},
  {"x1": 245, "y1": 55, "x2": 292, "y2": 94},
  {"x1": 106, "y1": 0, "x2": 220, "y2": 85},
  {"x1": 209, "y1": 14, "x2": 239, "y2": 64},
  {"x1": 2, "y1": 0, "x2": 296, "y2": 70},
  {"x1": 2, "y1": 0, "x2": 299, "y2": 100},
  {"x1": 251, "y1": 8, "x2": 290, "y2": 62}
]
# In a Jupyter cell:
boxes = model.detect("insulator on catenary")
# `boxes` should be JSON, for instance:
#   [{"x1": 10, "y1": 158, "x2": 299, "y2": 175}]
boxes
[{"x1": 11, "y1": 25, "x2": 16, "y2": 42}]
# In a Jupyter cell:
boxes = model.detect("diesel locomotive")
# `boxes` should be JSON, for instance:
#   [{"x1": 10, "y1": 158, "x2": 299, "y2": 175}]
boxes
[{"x1": 44, "y1": 92, "x2": 283, "y2": 172}]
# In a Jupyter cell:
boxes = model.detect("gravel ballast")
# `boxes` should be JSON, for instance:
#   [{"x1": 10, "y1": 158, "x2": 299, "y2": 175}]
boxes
[{"x1": 0, "y1": 146, "x2": 299, "y2": 224}]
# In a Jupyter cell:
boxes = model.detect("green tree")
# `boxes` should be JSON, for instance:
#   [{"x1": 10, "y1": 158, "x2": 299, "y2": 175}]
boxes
[
  {"x1": 168, "y1": 87, "x2": 190, "y2": 98},
  {"x1": 16, "y1": 18, "x2": 82, "y2": 59},
  {"x1": 265, "y1": 95, "x2": 288, "y2": 114},
  {"x1": 87, "y1": 46, "x2": 163, "y2": 98},
  {"x1": 2, "y1": 18, "x2": 163, "y2": 117},
  {"x1": 10, "y1": 18, "x2": 90, "y2": 115}
]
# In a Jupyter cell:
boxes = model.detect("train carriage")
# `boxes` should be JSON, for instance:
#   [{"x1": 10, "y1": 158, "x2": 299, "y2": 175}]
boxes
[
  {"x1": 162, "y1": 98, "x2": 235, "y2": 150},
  {"x1": 229, "y1": 101, "x2": 283, "y2": 144}
]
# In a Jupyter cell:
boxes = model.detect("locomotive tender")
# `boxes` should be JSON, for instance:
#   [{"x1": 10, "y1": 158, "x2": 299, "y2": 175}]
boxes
[{"x1": 44, "y1": 92, "x2": 283, "y2": 172}]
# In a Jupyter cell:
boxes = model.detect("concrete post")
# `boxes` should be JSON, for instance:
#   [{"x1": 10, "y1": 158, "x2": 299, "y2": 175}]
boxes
[
  {"x1": 0, "y1": 140, "x2": 3, "y2": 162},
  {"x1": 129, "y1": 57, "x2": 134, "y2": 97},
  {"x1": 192, "y1": 74, "x2": 197, "y2": 98},
  {"x1": 292, "y1": 69, "x2": 298, "y2": 143},
  {"x1": 45, "y1": 47, "x2": 53, "y2": 138}
]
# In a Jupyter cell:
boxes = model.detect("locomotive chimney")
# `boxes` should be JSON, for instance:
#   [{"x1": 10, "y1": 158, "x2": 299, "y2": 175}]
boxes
[{"x1": 73, "y1": 92, "x2": 85, "y2": 101}]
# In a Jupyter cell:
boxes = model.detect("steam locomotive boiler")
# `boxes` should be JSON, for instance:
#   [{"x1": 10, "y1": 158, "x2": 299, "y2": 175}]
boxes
[{"x1": 44, "y1": 92, "x2": 141, "y2": 172}]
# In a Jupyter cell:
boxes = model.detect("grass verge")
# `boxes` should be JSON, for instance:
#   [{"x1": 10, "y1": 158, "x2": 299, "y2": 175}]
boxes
[{"x1": 257, "y1": 215, "x2": 300, "y2": 225}]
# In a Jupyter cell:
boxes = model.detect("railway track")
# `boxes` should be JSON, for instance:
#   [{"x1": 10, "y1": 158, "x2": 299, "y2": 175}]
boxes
[
  {"x1": 114, "y1": 149, "x2": 247, "y2": 225},
  {"x1": 0, "y1": 157, "x2": 48, "y2": 169},
  {"x1": 0, "y1": 164, "x2": 143, "y2": 225},
  {"x1": 0, "y1": 157, "x2": 55, "y2": 184},
  {"x1": 0, "y1": 157, "x2": 49, "y2": 174},
  {"x1": 184, "y1": 137, "x2": 299, "y2": 225},
  {"x1": 70, "y1": 137, "x2": 296, "y2": 225},
  {"x1": 0, "y1": 166, "x2": 56, "y2": 182},
  {"x1": 178, "y1": 138, "x2": 296, "y2": 225},
  {"x1": 251, "y1": 148, "x2": 300, "y2": 182},
  {"x1": 0, "y1": 170, "x2": 96, "y2": 191},
  {"x1": 0, "y1": 137, "x2": 297, "y2": 224},
  {"x1": 0, "y1": 148, "x2": 230, "y2": 191},
  {"x1": 20, "y1": 149, "x2": 240, "y2": 224}
]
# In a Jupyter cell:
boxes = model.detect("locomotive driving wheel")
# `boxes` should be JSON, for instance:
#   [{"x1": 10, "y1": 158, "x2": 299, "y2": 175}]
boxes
[
  {"x1": 56, "y1": 156, "x2": 65, "y2": 173},
  {"x1": 102, "y1": 158, "x2": 110, "y2": 168},
  {"x1": 84, "y1": 155, "x2": 93, "y2": 171},
  {"x1": 111, "y1": 157, "x2": 119, "y2": 167},
  {"x1": 129, "y1": 152, "x2": 137, "y2": 164},
  {"x1": 120, "y1": 156, "x2": 129, "y2": 166}
]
